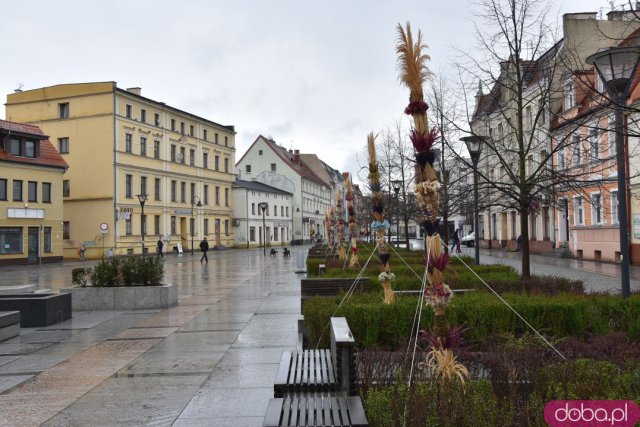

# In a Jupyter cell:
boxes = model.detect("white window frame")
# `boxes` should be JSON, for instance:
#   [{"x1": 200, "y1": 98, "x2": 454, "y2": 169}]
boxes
[
  {"x1": 564, "y1": 79, "x2": 575, "y2": 110},
  {"x1": 591, "y1": 192, "x2": 603, "y2": 225},
  {"x1": 608, "y1": 114, "x2": 616, "y2": 157},
  {"x1": 589, "y1": 124, "x2": 600, "y2": 161},
  {"x1": 572, "y1": 134, "x2": 581, "y2": 166},
  {"x1": 574, "y1": 196, "x2": 584, "y2": 226},
  {"x1": 611, "y1": 190, "x2": 619, "y2": 225}
]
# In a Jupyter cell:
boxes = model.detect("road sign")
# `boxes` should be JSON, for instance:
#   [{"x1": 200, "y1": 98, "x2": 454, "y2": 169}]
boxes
[{"x1": 100, "y1": 223, "x2": 109, "y2": 234}]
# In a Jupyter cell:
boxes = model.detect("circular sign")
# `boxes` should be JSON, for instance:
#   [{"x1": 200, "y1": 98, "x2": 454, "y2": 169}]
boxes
[{"x1": 100, "y1": 223, "x2": 108, "y2": 231}]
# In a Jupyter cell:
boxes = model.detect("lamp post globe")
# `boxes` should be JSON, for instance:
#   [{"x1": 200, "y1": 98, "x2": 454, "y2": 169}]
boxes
[
  {"x1": 461, "y1": 135, "x2": 485, "y2": 265},
  {"x1": 136, "y1": 194, "x2": 148, "y2": 256},
  {"x1": 586, "y1": 46, "x2": 640, "y2": 298}
]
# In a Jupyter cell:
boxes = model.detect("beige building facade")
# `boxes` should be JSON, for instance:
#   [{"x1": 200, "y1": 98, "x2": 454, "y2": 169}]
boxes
[{"x1": 6, "y1": 82, "x2": 236, "y2": 258}]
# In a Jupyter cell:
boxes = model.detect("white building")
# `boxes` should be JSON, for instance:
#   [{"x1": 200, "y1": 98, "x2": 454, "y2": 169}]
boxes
[
  {"x1": 236, "y1": 135, "x2": 332, "y2": 244},
  {"x1": 232, "y1": 180, "x2": 293, "y2": 248}
]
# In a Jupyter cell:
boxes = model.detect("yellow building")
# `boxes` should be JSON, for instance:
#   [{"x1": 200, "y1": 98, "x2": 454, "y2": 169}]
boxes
[
  {"x1": 0, "y1": 120, "x2": 67, "y2": 265},
  {"x1": 6, "y1": 82, "x2": 236, "y2": 258}
]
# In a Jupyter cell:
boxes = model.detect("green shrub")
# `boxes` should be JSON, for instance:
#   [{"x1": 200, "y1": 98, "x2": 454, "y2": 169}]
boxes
[
  {"x1": 71, "y1": 268, "x2": 91, "y2": 287},
  {"x1": 91, "y1": 258, "x2": 121, "y2": 287},
  {"x1": 303, "y1": 293, "x2": 640, "y2": 348}
]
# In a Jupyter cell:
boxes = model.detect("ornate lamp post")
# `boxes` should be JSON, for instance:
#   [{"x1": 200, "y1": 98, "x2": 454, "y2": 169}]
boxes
[
  {"x1": 461, "y1": 136, "x2": 485, "y2": 265},
  {"x1": 136, "y1": 193, "x2": 148, "y2": 256},
  {"x1": 258, "y1": 202, "x2": 268, "y2": 256},
  {"x1": 391, "y1": 180, "x2": 402, "y2": 248},
  {"x1": 587, "y1": 46, "x2": 640, "y2": 298},
  {"x1": 190, "y1": 196, "x2": 202, "y2": 255}
]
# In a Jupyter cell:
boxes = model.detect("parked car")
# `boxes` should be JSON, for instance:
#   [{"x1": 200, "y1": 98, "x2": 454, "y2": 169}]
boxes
[{"x1": 460, "y1": 231, "x2": 475, "y2": 247}]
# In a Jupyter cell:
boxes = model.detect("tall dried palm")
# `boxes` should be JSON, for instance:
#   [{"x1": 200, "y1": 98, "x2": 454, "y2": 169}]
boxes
[{"x1": 396, "y1": 22, "x2": 431, "y2": 104}]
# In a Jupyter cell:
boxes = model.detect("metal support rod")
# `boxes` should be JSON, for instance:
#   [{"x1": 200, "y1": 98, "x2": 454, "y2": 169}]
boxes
[
  {"x1": 614, "y1": 99, "x2": 630, "y2": 298},
  {"x1": 141, "y1": 203, "x2": 145, "y2": 257},
  {"x1": 473, "y1": 159, "x2": 480, "y2": 265}
]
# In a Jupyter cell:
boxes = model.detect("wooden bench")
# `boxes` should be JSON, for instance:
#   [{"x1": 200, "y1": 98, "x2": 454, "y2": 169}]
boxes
[
  {"x1": 274, "y1": 317, "x2": 356, "y2": 398},
  {"x1": 267, "y1": 317, "x2": 367, "y2": 426},
  {"x1": 300, "y1": 278, "x2": 370, "y2": 311},
  {"x1": 263, "y1": 396, "x2": 368, "y2": 427}
]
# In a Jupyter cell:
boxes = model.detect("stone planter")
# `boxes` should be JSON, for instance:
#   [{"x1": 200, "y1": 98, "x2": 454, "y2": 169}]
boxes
[{"x1": 60, "y1": 284, "x2": 177, "y2": 311}]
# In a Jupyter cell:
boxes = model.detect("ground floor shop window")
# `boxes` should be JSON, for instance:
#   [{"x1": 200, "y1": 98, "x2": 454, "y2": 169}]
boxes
[
  {"x1": 249, "y1": 226, "x2": 256, "y2": 242},
  {"x1": 0, "y1": 227, "x2": 22, "y2": 254},
  {"x1": 44, "y1": 227, "x2": 52, "y2": 252}
]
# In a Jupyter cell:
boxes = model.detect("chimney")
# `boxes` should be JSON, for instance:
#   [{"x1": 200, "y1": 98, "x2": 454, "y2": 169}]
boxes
[
  {"x1": 294, "y1": 149, "x2": 300, "y2": 162},
  {"x1": 126, "y1": 87, "x2": 142, "y2": 95}
]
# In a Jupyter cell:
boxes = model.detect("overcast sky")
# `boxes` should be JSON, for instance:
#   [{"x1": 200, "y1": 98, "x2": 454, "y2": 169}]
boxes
[{"x1": 1, "y1": 0, "x2": 613, "y2": 180}]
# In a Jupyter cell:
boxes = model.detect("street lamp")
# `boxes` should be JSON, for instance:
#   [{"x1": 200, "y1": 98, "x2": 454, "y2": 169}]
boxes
[
  {"x1": 461, "y1": 135, "x2": 485, "y2": 265},
  {"x1": 191, "y1": 196, "x2": 202, "y2": 255},
  {"x1": 391, "y1": 180, "x2": 402, "y2": 248},
  {"x1": 587, "y1": 46, "x2": 640, "y2": 298},
  {"x1": 136, "y1": 194, "x2": 148, "y2": 256},
  {"x1": 258, "y1": 202, "x2": 268, "y2": 256}
]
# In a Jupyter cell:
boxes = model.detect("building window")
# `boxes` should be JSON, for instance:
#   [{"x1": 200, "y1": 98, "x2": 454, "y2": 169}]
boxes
[
  {"x1": 58, "y1": 138, "x2": 69, "y2": 154},
  {"x1": 286, "y1": 206, "x2": 289, "y2": 217},
  {"x1": 8, "y1": 138, "x2": 36, "y2": 158},
  {"x1": 63, "y1": 221, "x2": 70, "y2": 239},
  {"x1": 215, "y1": 155, "x2": 220, "y2": 171},
  {"x1": 125, "y1": 217, "x2": 132, "y2": 235},
  {"x1": 204, "y1": 218, "x2": 209, "y2": 235},
  {"x1": 59, "y1": 103, "x2": 69, "y2": 118},
  {"x1": 274, "y1": 227, "x2": 279, "y2": 241},
  {"x1": 140, "y1": 176, "x2": 147, "y2": 196},
  {"x1": 141, "y1": 109, "x2": 146, "y2": 123},
  {"x1": 591, "y1": 193, "x2": 602, "y2": 225},
  {"x1": 572, "y1": 134, "x2": 581, "y2": 166},
  {"x1": 9, "y1": 138, "x2": 20, "y2": 156},
  {"x1": 589, "y1": 127, "x2": 600, "y2": 160},
  {"x1": 171, "y1": 216, "x2": 176, "y2": 234},
  {"x1": 273, "y1": 205, "x2": 277, "y2": 216},
  {"x1": 28, "y1": 181, "x2": 37, "y2": 202},
  {"x1": 171, "y1": 119, "x2": 176, "y2": 131},
  {"x1": 281, "y1": 206, "x2": 284, "y2": 216},
  {"x1": 180, "y1": 122, "x2": 185, "y2": 134},
  {"x1": 154, "y1": 215, "x2": 160, "y2": 235},
  {"x1": 574, "y1": 197, "x2": 584, "y2": 226},
  {"x1": 215, "y1": 187, "x2": 220, "y2": 205},
  {"x1": 190, "y1": 124, "x2": 194, "y2": 136},
  {"x1": 140, "y1": 137, "x2": 147, "y2": 156},
  {"x1": 245, "y1": 164, "x2": 251, "y2": 174},
  {"x1": 203, "y1": 129, "x2": 208, "y2": 140},
  {"x1": 125, "y1": 134, "x2": 132, "y2": 153},
  {"x1": 141, "y1": 214, "x2": 147, "y2": 236},
  {"x1": 154, "y1": 178, "x2": 161, "y2": 201},
  {"x1": 611, "y1": 191, "x2": 619, "y2": 225},
  {"x1": 204, "y1": 185, "x2": 209, "y2": 205},
  {"x1": 171, "y1": 144, "x2": 176, "y2": 162},
  {"x1": 190, "y1": 218, "x2": 194, "y2": 235},
  {"x1": 44, "y1": 227, "x2": 52, "y2": 253},
  {"x1": 190, "y1": 182, "x2": 196, "y2": 202},
  {"x1": 225, "y1": 158, "x2": 229, "y2": 173},
  {"x1": 225, "y1": 220, "x2": 229, "y2": 235},
  {"x1": 180, "y1": 147, "x2": 186, "y2": 164},
  {"x1": 215, "y1": 133, "x2": 219, "y2": 144},
  {"x1": 564, "y1": 79, "x2": 574, "y2": 110},
  {"x1": 154, "y1": 113, "x2": 160, "y2": 127},
  {"x1": 63, "y1": 180, "x2": 70, "y2": 197},
  {"x1": 171, "y1": 180, "x2": 177, "y2": 202},
  {"x1": 0, "y1": 179, "x2": 6, "y2": 200},
  {"x1": 0, "y1": 228, "x2": 23, "y2": 254},
  {"x1": 224, "y1": 136, "x2": 228, "y2": 146},
  {"x1": 42, "y1": 183, "x2": 51, "y2": 203},
  {"x1": 203, "y1": 152, "x2": 208, "y2": 169},
  {"x1": 250, "y1": 226, "x2": 256, "y2": 242},
  {"x1": 225, "y1": 188, "x2": 229, "y2": 206},
  {"x1": 252, "y1": 203, "x2": 255, "y2": 215},
  {"x1": 13, "y1": 180, "x2": 22, "y2": 201},
  {"x1": 154, "y1": 140, "x2": 160, "y2": 159},
  {"x1": 181, "y1": 182, "x2": 186, "y2": 203},
  {"x1": 126, "y1": 104, "x2": 132, "y2": 119},
  {"x1": 271, "y1": 163, "x2": 276, "y2": 172},
  {"x1": 259, "y1": 150, "x2": 263, "y2": 155},
  {"x1": 126, "y1": 174, "x2": 133, "y2": 198},
  {"x1": 558, "y1": 149, "x2": 565, "y2": 170},
  {"x1": 190, "y1": 149, "x2": 195, "y2": 166}
]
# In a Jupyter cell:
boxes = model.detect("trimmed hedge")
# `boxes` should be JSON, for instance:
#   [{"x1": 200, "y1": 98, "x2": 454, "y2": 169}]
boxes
[{"x1": 303, "y1": 293, "x2": 640, "y2": 348}]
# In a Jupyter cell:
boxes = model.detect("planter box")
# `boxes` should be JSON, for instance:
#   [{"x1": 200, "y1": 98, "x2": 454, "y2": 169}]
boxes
[
  {"x1": 60, "y1": 284, "x2": 177, "y2": 311},
  {"x1": 0, "y1": 294, "x2": 72, "y2": 327}
]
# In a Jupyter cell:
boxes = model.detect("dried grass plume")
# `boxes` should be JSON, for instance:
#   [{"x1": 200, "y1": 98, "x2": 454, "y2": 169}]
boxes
[{"x1": 396, "y1": 22, "x2": 432, "y2": 103}]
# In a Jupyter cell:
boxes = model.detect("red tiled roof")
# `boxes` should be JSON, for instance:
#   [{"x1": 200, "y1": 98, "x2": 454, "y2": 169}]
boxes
[
  {"x1": 0, "y1": 120, "x2": 68, "y2": 170},
  {"x1": 261, "y1": 137, "x2": 328, "y2": 186}
]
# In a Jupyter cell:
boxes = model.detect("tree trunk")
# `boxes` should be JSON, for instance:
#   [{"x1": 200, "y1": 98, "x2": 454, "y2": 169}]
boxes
[{"x1": 520, "y1": 205, "x2": 531, "y2": 278}]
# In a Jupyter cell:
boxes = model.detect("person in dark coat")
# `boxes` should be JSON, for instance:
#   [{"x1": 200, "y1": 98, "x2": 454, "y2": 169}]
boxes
[
  {"x1": 199, "y1": 237, "x2": 209, "y2": 263},
  {"x1": 453, "y1": 229, "x2": 461, "y2": 253},
  {"x1": 157, "y1": 239, "x2": 164, "y2": 257}
]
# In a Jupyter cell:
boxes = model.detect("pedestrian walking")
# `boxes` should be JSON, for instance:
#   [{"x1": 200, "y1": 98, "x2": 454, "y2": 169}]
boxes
[
  {"x1": 453, "y1": 229, "x2": 461, "y2": 253},
  {"x1": 199, "y1": 237, "x2": 209, "y2": 263},
  {"x1": 78, "y1": 243, "x2": 86, "y2": 262},
  {"x1": 516, "y1": 235, "x2": 522, "y2": 251},
  {"x1": 157, "y1": 238, "x2": 164, "y2": 257}
]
